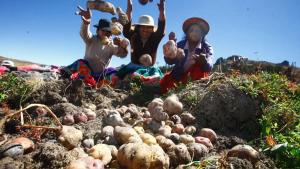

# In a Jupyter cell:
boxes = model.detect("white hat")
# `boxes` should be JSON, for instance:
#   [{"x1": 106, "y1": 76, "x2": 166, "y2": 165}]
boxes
[
  {"x1": 134, "y1": 15, "x2": 155, "y2": 27},
  {"x1": 1, "y1": 60, "x2": 15, "y2": 67}
]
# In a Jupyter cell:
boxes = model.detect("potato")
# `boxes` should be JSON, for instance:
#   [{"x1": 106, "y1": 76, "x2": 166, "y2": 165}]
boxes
[
  {"x1": 194, "y1": 136, "x2": 213, "y2": 150},
  {"x1": 148, "y1": 98, "x2": 164, "y2": 114},
  {"x1": 227, "y1": 144, "x2": 259, "y2": 163},
  {"x1": 74, "y1": 112, "x2": 88, "y2": 123},
  {"x1": 179, "y1": 134, "x2": 195, "y2": 144},
  {"x1": 63, "y1": 114, "x2": 75, "y2": 125},
  {"x1": 108, "y1": 145, "x2": 118, "y2": 160},
  {"x1": 151, "y1": 106, "x2": 169, "y2": 122},
  {"x1": 180, "y1": 113, "x2": 196, "y2": 125},
  {"x1": 172, "y1": 123, "x2": 185, "y2": 134},
  {"x1": 147, "y1": 120, "x2": 163, "y2": 133},
  {"x1": 163, "y1": 94, "x2": 183, "y2": 115},
  {"x1": 199, "y1": 128, "x2": 217, "y2": 143},
  {"x1": 163, "y1": 40, "x2": 177, "y2": 59},
  {"x1": 84, "y1": 108, "x2": 97, "y2": 121},
  {"x1": 187, "y1": 143, "x2": 209, "y2": 160},
  {"x1": 184, "y1": 126, "x2": 197, "y2": 135},
  {"x1": 158, "y1": 125, "x2": 172, "y2": 137},
  {"x1": 101, "y1": 126, "x2": 114, "y2": 138},
  {"x1": 117, "y1": 143, "x2": 169, "y2": 169},
  {"x1": 168, "y1": 133, "x2": 180, "y2": 144},
  {"x1": 167, "y1": 143, "x2": 191, "y2": 167},
  {"x1": 114, "y1": 126, "x2": 142, "y2": 144},
  {"x1": 58, "y1": 126, "x2": 83, "y2": 150},
  {"x1": 143, "y1": 111, "x2": 151, "y2": 118},
  {"x1": 140, "y1": 133, "x2": 157, "y2": 145},
  {"x1": 127, "y1": 104, "x2": 142, "y2": 118},
  {"x1": 134, "y1": 126, "x2": 145, "y2": 134},
  {"x1": 104, "y1": 110, "x2": 126, "y2": 127},
  {"x1": 149, "y1": 144, "x2": 170, "y2": 169},
  {"x1": 103, "y1": 135, "x2": 118, "y2": 146},
  {"x1": 116, "y1": 105, "x2": 128, "y2": 116},
  {"x1": 155, "y1": 135, "x2": 175, "y2": 151},
  {"x1": 170, "y1": 115, "x2": 181, "y2": 124},
  {"x1": 88, "y1": 144, "x2": 112, "y2": 165},
  {"x1": 165, "y1": 120, "x2": 175, "y2": 127},
  {"x1": 118, "y1": 143, "x2": 152, "y2": 169},
  {"x1": 67, "y1": 156, "x2": 104, "y2": 169}
]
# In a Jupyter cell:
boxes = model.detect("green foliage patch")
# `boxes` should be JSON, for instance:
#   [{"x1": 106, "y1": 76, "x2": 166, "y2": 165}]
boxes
[{"x1": 232, "y1": 72, "x2": 300, "y2": 168}]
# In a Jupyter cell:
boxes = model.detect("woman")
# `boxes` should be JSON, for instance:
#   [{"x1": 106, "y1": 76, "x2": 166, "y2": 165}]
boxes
[
  {"x1": 160, "y1": 17, "x2": 214, "y2": 93},
  {"x1": 113, "y1": 0, "x2": 165, "y2": 86},
  {"x1": 61, "y1": 6, "x2": 129, "y2": 86}
]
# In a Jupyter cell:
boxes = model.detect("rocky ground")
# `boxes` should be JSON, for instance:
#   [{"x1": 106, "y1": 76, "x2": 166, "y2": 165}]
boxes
[{"x1": 0, "y1": 71, "x2": 278, "y2": 169}]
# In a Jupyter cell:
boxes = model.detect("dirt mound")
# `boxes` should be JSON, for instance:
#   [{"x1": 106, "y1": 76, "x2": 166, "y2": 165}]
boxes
[{"x1": 177, "y1": 73, "x2": 261, "y2": 140}]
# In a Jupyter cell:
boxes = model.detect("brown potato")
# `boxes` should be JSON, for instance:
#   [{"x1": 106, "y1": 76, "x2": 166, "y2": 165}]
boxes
[
  {"x1": 167, "y1": 143, "x2": 191, "y2": 167},
  {"x1": 155, "y1": 135, "x2": 175, "y2": 151},
  {"x1": 194, "y1": 136, "x2": 213, "y2": 150},
  {"x1": 227, "y1": 144, "x2": 259, "y2": 163},
  {"x1": 114, "y1": 126, "x2": 142, "y2": 144},
  {"x1": 172, "y1": 124, "x2": 185, "y2": 134},
  {"x1": 187, "y1": 143, "x2": 209, "y2": 160},
  {"x1": 179, "y1": 134, "x2": 195, "y2": 144},
  {"x1": 163, "y1": 94, "x2": 183, "y2": 115},
  {"x1": 199, "y1": 128, "x2": 217, "y2": 143},
  {"x1": 88, "y1": 144, "x2": 112, "y2": 165}
]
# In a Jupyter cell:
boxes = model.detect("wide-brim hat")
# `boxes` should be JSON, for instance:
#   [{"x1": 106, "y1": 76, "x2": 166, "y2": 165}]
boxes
[
  {"x1": 94, "y1": 19, "x2": 112, "y2": 32},
  {"x1": 134, "y1": 15, "x2": 155, "y2": 27},
  {"x1": 182, "y1": 17, "x2": 210, "y2": 35}
]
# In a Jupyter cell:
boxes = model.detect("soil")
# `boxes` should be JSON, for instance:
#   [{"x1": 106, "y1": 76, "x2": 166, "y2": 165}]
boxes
[{"x1": 0, "y1": 72, "x2": 277, "y2": 169}]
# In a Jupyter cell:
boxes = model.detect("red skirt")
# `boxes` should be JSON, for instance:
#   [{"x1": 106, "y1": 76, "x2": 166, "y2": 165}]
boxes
[{"x1": 160, "y1": 63, "x2": 209, "y2": 94}]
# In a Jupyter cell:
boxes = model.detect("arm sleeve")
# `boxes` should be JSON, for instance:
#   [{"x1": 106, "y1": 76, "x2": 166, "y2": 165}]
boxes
[
  {"x1": 111, "y1": 44, "x2": 128, "y2": 58},
  {"x1": 123, "y1": 20, "x2": 134, "y2": 39},
  {"x1": 164, "y1": 56, "x2": 179, "y2": 65},
  {"x1": 154, "y1": 19, "x2": 166, "y2": 40},
  {"x1": 202, "y1": 40, "x2": 214, "y2": 71},
  {"x1": 80, "y1": 22, "x2": 93, "y2": 44}
]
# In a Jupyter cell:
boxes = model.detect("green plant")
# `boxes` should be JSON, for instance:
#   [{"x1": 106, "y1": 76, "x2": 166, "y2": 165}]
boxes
[
  {"x1": 231, "y1": 72, "x2": 300, "y2": 168},
  {"x1": 0, "y1": 73, "x2": 32, "y2": 106}
]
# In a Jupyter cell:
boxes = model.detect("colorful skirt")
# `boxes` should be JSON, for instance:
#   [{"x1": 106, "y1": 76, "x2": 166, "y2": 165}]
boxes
[
  {"x1": 63, "y1": 59, "x2": 117, "y2": 86},
  {"x1": 115, "y1": 63, "x2": 163, "y2": 86},
  {"x1": 160, "y1": 63, "x2": 209, "y2": 94}
]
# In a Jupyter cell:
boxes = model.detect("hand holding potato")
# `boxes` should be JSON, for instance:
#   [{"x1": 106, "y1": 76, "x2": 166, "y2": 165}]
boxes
[
  {"x1": 176, "y1": 48, "x2": 185, "y2": 60},
  {"x1": 163, "y1": 40, "x2": 177, "y2": 59},
  {"x1": 192, "y1": 53, "x2": 207, "y2": 65},
  {"x1": 76, "y1": 6, "x2": 92, "y2": 24}
]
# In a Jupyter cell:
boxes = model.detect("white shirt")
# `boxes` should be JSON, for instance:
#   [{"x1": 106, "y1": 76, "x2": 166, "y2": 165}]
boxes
[{"x1": 80, "y1": 22, "x2": 127, "y2": 73}]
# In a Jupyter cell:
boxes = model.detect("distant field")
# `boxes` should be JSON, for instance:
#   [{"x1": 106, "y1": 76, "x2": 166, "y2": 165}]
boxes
[{"x1": 0, "y1": 56, "x2": 38, "y2": 66}]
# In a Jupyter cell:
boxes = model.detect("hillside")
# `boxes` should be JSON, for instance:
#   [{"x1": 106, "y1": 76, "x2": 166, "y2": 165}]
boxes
[{"x1": 0, "y1": 56, "x2": 38, "y2": 66}]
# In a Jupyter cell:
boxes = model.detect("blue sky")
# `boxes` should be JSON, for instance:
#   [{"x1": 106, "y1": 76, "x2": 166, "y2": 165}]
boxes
[{"x1": 0, "y1": 0, "x2": 300, "y2": 67}]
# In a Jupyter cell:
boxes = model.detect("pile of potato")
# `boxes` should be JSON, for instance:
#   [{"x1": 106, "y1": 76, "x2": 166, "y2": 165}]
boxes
[{"x1": 66, "y1": 94, "x2": 219, "y2": 169}]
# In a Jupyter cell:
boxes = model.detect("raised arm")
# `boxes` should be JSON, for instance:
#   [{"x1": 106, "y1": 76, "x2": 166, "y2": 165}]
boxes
[
  {"x1": 154, "y1": 0, "x2": 166, "y2": 39},
  {"x1": 123, "y1": 0, "x2": 134, "y2": 38},
  {"x1": 126, "y1": 0, "x2": 133, "y2": 21},
  {"x1": 76, "y1": 6, "x2": 93, "y2": 44},
  {"x1": 157, "y1": 0, "x2": 165, "y2": 21}
]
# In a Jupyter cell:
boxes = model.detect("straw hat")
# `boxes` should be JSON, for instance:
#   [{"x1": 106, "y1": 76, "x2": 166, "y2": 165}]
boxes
[{"x1": 182, "y1": 17, "x2": 210, "y2": 35}]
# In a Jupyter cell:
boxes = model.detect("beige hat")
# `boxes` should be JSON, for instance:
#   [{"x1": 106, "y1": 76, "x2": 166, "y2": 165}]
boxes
[
  {"x1": 182, "y1": 17, "x2": 210, "y2": 35},
  {"x1": 134, "y1": 15, "x2": 155, "y2": 27}
]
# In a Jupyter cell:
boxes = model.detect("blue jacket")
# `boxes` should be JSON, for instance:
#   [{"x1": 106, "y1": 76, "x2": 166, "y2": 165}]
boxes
[{"x1": 164, "y1": 39, "x2": 213, "y2": 81}]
